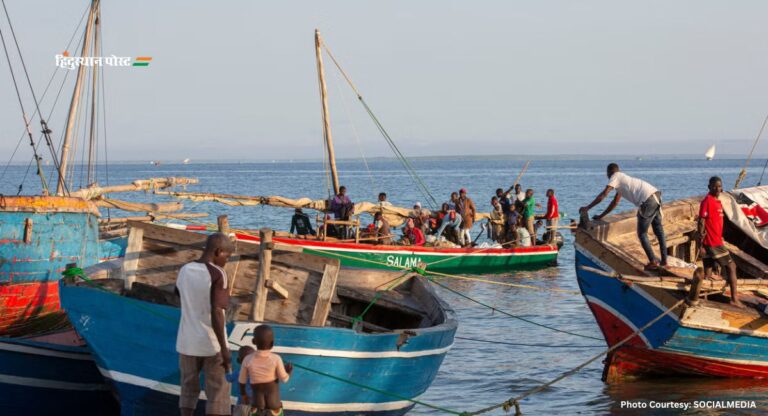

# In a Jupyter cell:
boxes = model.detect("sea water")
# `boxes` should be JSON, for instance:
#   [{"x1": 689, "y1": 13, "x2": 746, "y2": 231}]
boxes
[{"x1": 2, "y1": 157, "x2": 766, "y2": 415}]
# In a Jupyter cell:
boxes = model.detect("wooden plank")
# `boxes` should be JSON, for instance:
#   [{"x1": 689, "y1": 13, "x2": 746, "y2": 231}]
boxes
[
  {"x1": 266, "y1": 280, "x2": 289, "y2": 299},
  {"x1": 128, "y1": 220, "x2": 207, "y2": 247},
  {"x1": 121, "y1": 226, "x2": 144, "y2": 289},
  {"x1": 310, "y1": 263, "x2": 340, "y2": 326},
  {"x1": 251, "y1": 228, "x2": 273, "y2": 321}
]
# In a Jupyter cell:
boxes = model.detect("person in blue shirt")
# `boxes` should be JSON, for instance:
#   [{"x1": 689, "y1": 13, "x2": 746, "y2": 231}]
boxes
[{"x1": 226, "y1": 345, "x2": 255, "y2": 416}]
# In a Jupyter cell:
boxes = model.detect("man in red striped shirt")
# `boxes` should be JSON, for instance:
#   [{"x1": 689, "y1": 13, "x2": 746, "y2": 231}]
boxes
[{"x1": 697, "y1": 176, "x2": 742, "y2": 307}]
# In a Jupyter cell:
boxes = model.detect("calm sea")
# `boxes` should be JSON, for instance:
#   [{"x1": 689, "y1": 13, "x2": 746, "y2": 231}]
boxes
[{"x1": 2, "y1": 157, "x2": 767, "y2": 415}]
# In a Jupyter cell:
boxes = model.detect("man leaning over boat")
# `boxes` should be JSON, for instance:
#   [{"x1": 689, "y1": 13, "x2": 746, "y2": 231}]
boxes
[{"x1": 580, "y1": 163, "x2": 668, "y2": 270}]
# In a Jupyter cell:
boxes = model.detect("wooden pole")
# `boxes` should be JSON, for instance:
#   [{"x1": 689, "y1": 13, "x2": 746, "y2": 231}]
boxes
[
  {"x1": 121, "y1": 225, "x2": 144, "y2": 289},
  {"x1": 58, "y1": 0, "x2": 97, "y2": 195},
  {"x1": 217, "y1": 215, "x2": 230, "y2": 234},
  {"x1": 86, "y1": 3, "x2": 100, "y2": 186},
  {"x1": 251, "y1": 228, "x2": 273, "y2": 321},
  {"x1": 505, "y1": 161, "x2": 530, "y2": 195},
  {"x1": 68, "y1": 177, "x2": 199, "y2": 199},
  {"x1": 315, "y1": 29, "x2": 340, "y2": 195}
]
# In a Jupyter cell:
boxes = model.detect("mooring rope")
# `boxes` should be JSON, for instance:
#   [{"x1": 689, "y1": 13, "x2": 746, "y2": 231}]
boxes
[{"x1": 454, "y1": 336, "x2": 603, "y2": 349}]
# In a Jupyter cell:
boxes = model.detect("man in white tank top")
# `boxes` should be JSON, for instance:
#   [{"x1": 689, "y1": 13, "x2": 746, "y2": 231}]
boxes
[
  {"x1": 580, "y1": 163, "x2": 668, "y2": 269},
  {"x1": 176, "y1": 233, "x2": 235, "y2": 416}
]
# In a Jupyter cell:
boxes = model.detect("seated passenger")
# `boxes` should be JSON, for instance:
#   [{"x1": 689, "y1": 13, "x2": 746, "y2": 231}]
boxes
[
  {"x1": 373, "y1": 212, "x2": 393, "y2": 245},
  {"x1": 435, "y1": 202, "x2": 462, "y2": 244},
  {"x1": 402, "y1": 218, "x2": 425, "y2": 246},
  {"x1": 289, "y1": 208, "x2": 315, "y2": 237}
]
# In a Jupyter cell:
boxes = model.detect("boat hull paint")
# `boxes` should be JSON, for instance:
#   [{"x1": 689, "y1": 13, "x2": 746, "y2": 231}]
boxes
[
  {"x1": 575, "y1": 245, "x2": 768, "y2": 381},
  {"x1": 0, "y1": 336, "x2": 117, "y2": 415},
  {"x1": 0, "y1": 198, "x2": 101, "y2": 335},
  {"x1": 61, "y1": 282, "x2": 457, "y2": 415},
  {"x1": 236, "y1": 233, "x2": 558, "y2": 274}
]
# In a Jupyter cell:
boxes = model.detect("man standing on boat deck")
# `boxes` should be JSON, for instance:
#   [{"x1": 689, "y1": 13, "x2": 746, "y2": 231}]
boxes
[
  {"x1": 580, "y1": 163, "x2": 668, "y2": 269},
  {"x1": 330, "y1": 186, "x2": 353, "y2": 238},
  {"x1": 176, "y1": 233, "x2": 235, "y2": 416},
  {"x1": 456, "y1": 188, "x2": 477, "y2": 247},
  {"x1": 523, "y1": 189, "x2": 538, "y2": 246},
  {"x1": 544, "y1": 189, "x2": 559, "y2": 243},
  {"x1": 697, "y1": 176, "x2": 742, "y2": 307}
]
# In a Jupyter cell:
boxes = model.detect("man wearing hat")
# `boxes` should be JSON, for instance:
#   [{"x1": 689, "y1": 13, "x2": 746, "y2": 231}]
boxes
[{"x1": 456, "y1": 188, "x2": 477, "y2": 247}]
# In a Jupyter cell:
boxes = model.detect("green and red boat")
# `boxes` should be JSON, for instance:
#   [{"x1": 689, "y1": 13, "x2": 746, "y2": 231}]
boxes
[{"x1": 235, "y1": 232, "x2": 558, "y2": 274}]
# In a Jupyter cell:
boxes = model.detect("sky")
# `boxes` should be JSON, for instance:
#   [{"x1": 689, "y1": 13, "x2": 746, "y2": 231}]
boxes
[{"x1": 1, "y1": 0, "x2": 768, "y2": 163}]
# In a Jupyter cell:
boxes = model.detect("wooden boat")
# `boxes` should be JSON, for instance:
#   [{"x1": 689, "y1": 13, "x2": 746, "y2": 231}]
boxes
[
  {"x1": 0, "y1": 329, "x2": 117, "y2": 414},
  {"x1": 60, "y1": 221, "x2": 457, "y2": 415},
  {"x1": 575, "y1": 185, "x2": 768, "y2": 382},
  {"x1": 159, "y1": 31, "x2": 560, "y2": 274},
  {"x1": 0, "y1": 0, "x2": 197, "y2": 337}
]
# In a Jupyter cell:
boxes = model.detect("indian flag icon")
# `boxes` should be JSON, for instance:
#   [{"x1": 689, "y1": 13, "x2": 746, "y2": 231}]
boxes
[{"x1": 133, "y1": 57, "x2": 152, "y2": 67}]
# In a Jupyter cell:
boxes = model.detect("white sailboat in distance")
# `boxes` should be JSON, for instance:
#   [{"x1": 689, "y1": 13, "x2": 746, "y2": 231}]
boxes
[{"x1": 705, "y1": 144, "x2": 716, "y2": 161}]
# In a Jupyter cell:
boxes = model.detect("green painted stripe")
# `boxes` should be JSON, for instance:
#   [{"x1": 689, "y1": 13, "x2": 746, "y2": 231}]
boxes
[
  {"x1": 303, "y1": 248, "x2": 558, "y2": 274},
  {"x1": 132, "y1": 62, "x2": 150, "y2": 67}
]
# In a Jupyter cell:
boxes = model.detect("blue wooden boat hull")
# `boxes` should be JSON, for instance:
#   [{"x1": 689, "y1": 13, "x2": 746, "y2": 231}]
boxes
[
  {"x1": 575, "y1": 244, "x2": 768, "y2": 380},
  {"x1": 60, "y1": 281, "x2": 456, "y2": 415},
  {"x1": 0, "y1": 196, "x2": 101, "y2": 335},
  {"x1": 0, "y1": 335, "x2": 117, "y2": 414}
]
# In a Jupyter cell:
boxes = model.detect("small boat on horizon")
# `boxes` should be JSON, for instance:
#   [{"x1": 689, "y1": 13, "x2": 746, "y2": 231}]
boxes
[{"x1": 705, "y1": 144, "x2": 716, "y2": 160}]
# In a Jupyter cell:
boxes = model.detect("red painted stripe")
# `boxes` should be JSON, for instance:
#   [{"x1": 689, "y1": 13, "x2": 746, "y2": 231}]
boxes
[
  {"x1": 0, "y1": 281, "x2": 62, "y2": 335},
  {"x1": 234, "y1": 233, "x2": 557, "y2": 255},
  {"x1": 588, "y1": 301, "x2": 768, "y2": 379}
]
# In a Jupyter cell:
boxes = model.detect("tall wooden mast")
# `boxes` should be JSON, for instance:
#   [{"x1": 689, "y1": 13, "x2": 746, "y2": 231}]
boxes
[
  {"x1": 315, "y1": 29, "x2": 340, "y2": 195},
  {"x1": 57, "y1": 0, "x2": 98, "y2": 195}
]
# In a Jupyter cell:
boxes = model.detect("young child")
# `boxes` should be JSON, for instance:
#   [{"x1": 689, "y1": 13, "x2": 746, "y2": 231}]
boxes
[
  {"x1": 227, "y1": 346, "x2": 255, "y2": 416},
  {"x1": 238, "y1": 325, "x2": 292, "y2": 416}
]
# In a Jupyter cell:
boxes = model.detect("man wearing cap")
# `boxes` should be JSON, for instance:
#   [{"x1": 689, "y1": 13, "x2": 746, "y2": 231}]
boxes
[{"x1": 456, "y1": 188, "x2": 477, "y2": 247}]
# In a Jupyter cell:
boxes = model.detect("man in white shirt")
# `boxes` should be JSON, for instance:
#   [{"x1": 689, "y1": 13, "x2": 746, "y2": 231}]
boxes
[
  {"x1": 580, "y1": 163, "x2": 668, "y2": 269},
  {"x1": 177, "y1": 233, "x2": 235, "y2": 416}
]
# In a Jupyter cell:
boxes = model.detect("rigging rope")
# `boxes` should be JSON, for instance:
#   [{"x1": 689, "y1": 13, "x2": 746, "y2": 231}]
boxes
[
  {"x1": 320, "y1": 40, "x2": 439, "y2": 209},
  {"x1": 0, "y1": 17, "x2": 48, "y2": 193},
  {"x1": 734, "y1": 111, "x2": 768, "y2": 189},
  {"x1": 757, "y1": 159, "x2": 768, "y2": 186},
  {"x1": 1, "y1": 0, "x2": 68, "y2": 195}
]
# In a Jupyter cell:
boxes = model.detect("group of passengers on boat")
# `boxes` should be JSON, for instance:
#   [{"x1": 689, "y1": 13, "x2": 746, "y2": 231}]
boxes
[{"x1": 288, "y1": 184, "x2": 561, "y2": 249}]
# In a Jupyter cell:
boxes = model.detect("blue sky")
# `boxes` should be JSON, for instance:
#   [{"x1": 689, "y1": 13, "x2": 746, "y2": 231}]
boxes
[{"x1": 1, "y1": 0, "x2": 767, "y2": 162}]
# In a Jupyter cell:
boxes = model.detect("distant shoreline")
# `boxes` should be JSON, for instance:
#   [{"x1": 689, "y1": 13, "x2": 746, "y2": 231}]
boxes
[{"x1": 7, "y1": 154, "x2": 758, "y2": 166}]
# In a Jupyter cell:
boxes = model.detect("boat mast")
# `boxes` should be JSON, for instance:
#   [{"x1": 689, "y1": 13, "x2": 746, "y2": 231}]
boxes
[
  {"x1": 315, "y1": 29, "x2": 340, "y2": 195},
  {"x1": 86, "y1": 5, "x2": 101, "y2": 186},
  {"x1": 57, "y1": 0, "x2": 98, "y2": 195}
]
